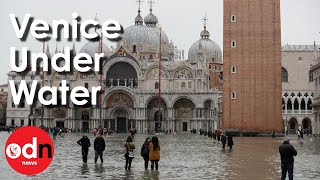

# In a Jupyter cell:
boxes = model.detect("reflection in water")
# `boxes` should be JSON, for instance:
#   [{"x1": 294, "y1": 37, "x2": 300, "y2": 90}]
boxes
[
  {"x1": 0, "y1": 132, "x2": 319, "y2": 179},
  {"x1": 80, "y1": 164, "x2": 89, "y2": 175}
]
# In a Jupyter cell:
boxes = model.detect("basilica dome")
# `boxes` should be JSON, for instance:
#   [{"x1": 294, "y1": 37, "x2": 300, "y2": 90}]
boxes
[
  {"x1": 123, "y1": 25, "x2": 160, "y2": 53},
  {"x1": 79, "y1": 41, "x2": 110, "y2": 57},
  {"x1": 144, "y1": 11, "x2": 158, "y2": 27},
  {"x1": 188, "y1": 27, "x2": 222, "y2": 63},
  {"x1": 122, "y1": 8, "x2": 170, "y2": 55}
]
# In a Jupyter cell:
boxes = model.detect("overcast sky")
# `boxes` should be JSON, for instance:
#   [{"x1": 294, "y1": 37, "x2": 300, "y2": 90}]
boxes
[{"x1": 0, "y1": 0, "x2": 319, "y2": 84}]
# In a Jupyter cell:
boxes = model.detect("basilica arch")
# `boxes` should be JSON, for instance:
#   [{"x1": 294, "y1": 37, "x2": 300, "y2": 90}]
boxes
[
  {"x1": 173, "y1": 97, "x2": 195, "y2": 132},
  {"x1": 146, "y1": 97, "x2": 167, "y2": 133},
  {"x1": 106, "y1": 61, "x2": 138, "y2": 88},
  {"x1": 104, "y1": 91, "x2": 135, "y2": 132}
]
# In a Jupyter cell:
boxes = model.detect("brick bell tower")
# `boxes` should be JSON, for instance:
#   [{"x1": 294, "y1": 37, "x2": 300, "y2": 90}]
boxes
[{"x1": 222, "y1": 0, "x2": 283, "y2": 132}]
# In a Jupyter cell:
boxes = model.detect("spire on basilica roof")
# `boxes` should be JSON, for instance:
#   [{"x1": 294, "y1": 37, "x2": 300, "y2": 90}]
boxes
[
  {"x1": 200, "y1": 14, "x2": 210, "y2": 39},
  {"x1": 148, "y1": 0, "x2": 155, "y2": 12},
  {"x1": 135, "y1": 0, "x2": 143, "y2": 25},
  {"x1": 144, "y1": 0, "x2": 158, "y2": 26},
  {"x1": 46, "y1": 43, "x2": 51, "y2": 58},
  {"x1": 94, "y1": 12, "x2": 100, "y2": 32},
  {"x1": 72, "y1": 41, "x2": 76, "y2": 53},
  {"x1": 55, "y1": 44, "x2": 58, "y2": 54}
]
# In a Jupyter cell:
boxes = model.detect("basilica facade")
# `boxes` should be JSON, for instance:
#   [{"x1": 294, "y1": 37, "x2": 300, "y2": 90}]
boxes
[{"x1": 6, "y1": 5, "x2": 222, "y2": 133}]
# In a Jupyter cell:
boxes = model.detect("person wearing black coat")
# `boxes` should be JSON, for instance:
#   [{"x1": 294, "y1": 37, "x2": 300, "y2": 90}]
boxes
[
  {"x1": 94, "y1": 133, "x2": 106, "y2": 163},
  {"x1": 227, "y1": 135, "x2": 234, "y2": 149},
  {"x1": 279, "y1": 139, "x2": 297, "y2": 180},
  {"x1": 221, "y1": 133, "x2": 227, "y2": 149},
  {"x1": 141, "y1": 137, "x2": 151, "y2": 169},
  {"x1": 77, "y1": 134, "x2": 91, "y2": 163}
]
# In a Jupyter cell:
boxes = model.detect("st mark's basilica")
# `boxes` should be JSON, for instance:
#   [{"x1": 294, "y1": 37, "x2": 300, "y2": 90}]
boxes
[{"x1": 6, "y1": 2, "x2": 223, "y2": 133}]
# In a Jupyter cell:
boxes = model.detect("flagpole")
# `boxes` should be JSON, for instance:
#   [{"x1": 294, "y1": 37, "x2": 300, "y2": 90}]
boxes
[
  {"x1": 41, "y1": 41, "x2": 45, "y2": 128},
  {"x1": 99, "y1": 31, "x2": 103, "y2": 128},
  {"x1": 157, "y1": 27, "x2": 162, "y2": 133}
]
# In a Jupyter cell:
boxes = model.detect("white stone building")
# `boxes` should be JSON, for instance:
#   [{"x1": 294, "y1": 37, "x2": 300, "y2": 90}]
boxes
[
  {"x1": 6, "y1": 5, "x2": 222, "y2": 133},
  {"x1": 310, "y1": 55, "x2": 320, "y2": 136},
  {"x1": 282, "y1": 44, "x2": 320, "y2": 134}
]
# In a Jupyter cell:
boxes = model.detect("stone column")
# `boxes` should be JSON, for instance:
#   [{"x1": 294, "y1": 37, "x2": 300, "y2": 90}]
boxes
[
  {"x1": 124, "y1": 79, "x2": 127, "y2": 87},
  {"x1": 130, "y1": 79, "x2": 133, "y2": 89},
  {"x1": 214, "y1": 120, "x2": 217, "y2": 130},
  {"x1": 196, "y1": 120, "x2": 198, "y2": 130},
  {"x1": 117, "y1": 79, "x2": 120, "y2": 86},
  {"x1": 299, "y1": 101, "x2": 301, "y2": 114},
  {"x1": 110, "y1": 78, "x2": 113, "y2": 87}
]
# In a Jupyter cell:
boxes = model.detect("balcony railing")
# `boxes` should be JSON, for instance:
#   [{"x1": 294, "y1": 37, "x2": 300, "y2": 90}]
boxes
[{"x1": 282, "y1": 110, "x2": 313, "y2": 114}]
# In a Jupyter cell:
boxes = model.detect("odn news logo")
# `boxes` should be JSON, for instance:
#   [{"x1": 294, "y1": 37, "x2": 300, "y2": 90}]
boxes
[{"x1": 5, "y1": 126, "x2": 54, "y2": 175}]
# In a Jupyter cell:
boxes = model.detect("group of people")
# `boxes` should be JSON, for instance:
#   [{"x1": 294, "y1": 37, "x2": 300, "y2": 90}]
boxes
[
  {"x1": 76, "y1": 133, "x2": 161, "y2": 171},
  {"x1": 77, "y1": 133, "x2": 106, "y2": 163},
  {"x1": 198, "y1": 129, "x2": 234, "y2": 149}
]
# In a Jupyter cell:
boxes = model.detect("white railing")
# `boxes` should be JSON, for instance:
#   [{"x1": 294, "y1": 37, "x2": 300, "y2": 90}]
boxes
[
  {"x1": 282, "y1": 110, "x2": 313, "y2": 114},
  {"x1": 307, "y1": 110, "x2": 313, "y2": 114}
]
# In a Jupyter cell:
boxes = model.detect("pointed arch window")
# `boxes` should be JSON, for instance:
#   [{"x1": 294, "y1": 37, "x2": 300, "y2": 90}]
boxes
[
  {"x1": 307, "y1": 99, "x2": 312, "y2": 110},
  {"x1": 293, "y1": 99, "x2": 299, "y2": 110},
  {"x1": 301, "y1": 98, "x2": 306, "y2": 110},
  {"x1": 82, "y1": 111, "x2": 89, "y2": 120},
  {"x1": 309, "y1": 70, "x2": 313, "y2": 82},
  {"x1": 282, "y1": 67, "x2": 288, "y2": 82},
  {"x1": 155, "y1": 82, "x2": 159, "y2": 89}
]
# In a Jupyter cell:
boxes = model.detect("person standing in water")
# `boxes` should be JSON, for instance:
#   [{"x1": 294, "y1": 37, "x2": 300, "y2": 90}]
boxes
[
  {"x1": 77, "y1": 134, "x2": 91, "y2": 163},
  {"x1": 94, "y1": 133, "x2": 106, "y2": 163},
  {"x1": 221, "y1": 133, "x2": 227, "y2": 149},
  {"x1": 279, "y1": 139, "x2": 297, "y2": 180},
  {"x1": 52, "y1": 127, "x2": 58, "y2": 140},
  {"x1": 227, "y1": 134, "x2": 234, "y2": 149},
  {"x1": 124, "y1": 136, "x2": 135, "y2": 170},
  {"x1": 149, "y1": 136, "x2": 160, "y2": 170},
  {"x1": 141, "y1": 137, "x2": 151, "y2": 169}
]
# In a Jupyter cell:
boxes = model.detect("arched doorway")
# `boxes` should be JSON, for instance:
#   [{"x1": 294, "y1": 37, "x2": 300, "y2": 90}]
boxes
[
  {"x1": 54, "y1": 109, "x2": 66, "y2": 128},
  {"x1": 105, "y1": 92, "x2": 134, "y2": 133},
  {"x1": 302, "y1": 118, "x2": 312, "y2": 134},
  {"x1": 154, "y1": 111, "x2": 163, "y2": 132},
  {"x1": 173, "y1": 98, "x2": 195, "y2": 132},
  {"x1": 81, "y1": 111, "x2": 90, "y2": 133},
  {"x1": 288, "y1": 118, "x2": 298, "y2": 134},
  {"x1": 147, "y1": 97, "x2": 167, "y2": 133},
  {"x1": 112, "y1": 108, "x2": 129, "y2": 133}
]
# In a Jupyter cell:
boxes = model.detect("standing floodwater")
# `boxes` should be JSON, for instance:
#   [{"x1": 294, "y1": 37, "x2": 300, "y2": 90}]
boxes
[{"x1": 0, "y1": 132, "x2": 320, "y2": 179}]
